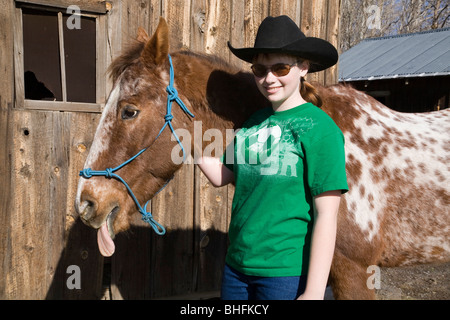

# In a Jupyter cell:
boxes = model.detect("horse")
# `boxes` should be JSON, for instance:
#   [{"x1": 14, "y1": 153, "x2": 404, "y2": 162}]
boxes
[{"x1": 75, "y1": 18, "x2": 450, "y2": 299}]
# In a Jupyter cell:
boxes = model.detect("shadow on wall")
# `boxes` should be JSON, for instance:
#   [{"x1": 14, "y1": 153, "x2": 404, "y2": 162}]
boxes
[{"x1": 45, "y1": 218, "x2": 227, "y2": 299}]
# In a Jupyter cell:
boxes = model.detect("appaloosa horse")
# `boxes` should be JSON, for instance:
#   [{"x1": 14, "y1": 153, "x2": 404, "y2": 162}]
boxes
[{"x1": 75, "y1": 18, "x2": 450, "y2": 299}]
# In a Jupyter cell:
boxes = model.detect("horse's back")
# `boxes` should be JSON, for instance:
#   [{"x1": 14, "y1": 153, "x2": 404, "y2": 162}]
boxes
[{"x1": 321, "y1": 84, "x2": 450, "y2": 267}]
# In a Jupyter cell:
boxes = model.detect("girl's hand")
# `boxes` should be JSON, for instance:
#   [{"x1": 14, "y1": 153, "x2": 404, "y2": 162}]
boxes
[{"x1": 197, "y1": 156, "x2": 234, "y2": 187}]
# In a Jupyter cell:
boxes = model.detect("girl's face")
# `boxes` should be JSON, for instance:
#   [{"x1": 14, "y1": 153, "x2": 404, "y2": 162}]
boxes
[{"x1": 252, "y1": 54, "x2": 308, "y2": 111}]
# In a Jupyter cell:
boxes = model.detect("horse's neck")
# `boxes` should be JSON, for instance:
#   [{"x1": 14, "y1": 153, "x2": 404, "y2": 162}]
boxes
[
  {"x1": 177, "y1": 51, "x2": 269, "y2": 131},
  {"x1": 203, "y1": 70, "x2": 269, "y2": 129}
]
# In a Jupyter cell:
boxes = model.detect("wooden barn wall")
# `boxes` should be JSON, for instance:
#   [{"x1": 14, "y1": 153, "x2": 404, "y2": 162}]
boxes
[{"x1": 0, "y1": 0, "x2": 340, "y2": 299}]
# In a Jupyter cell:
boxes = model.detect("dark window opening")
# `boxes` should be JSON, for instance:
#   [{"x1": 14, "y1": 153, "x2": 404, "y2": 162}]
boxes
[
  {"x1": 22, "y1": 7, "x2": 96, "y2": 103},
  {"x1": 23, "y1": 9, "x2": 61, "y2": 100}
]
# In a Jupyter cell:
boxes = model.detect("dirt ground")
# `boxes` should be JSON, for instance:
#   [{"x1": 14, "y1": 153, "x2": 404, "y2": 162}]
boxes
[
  {"x1": 101, "y1": 261, "x2": 449, "y2": 300},
  {"x1": 376, "y1": 262, "x2": 450, "y2": 300}
]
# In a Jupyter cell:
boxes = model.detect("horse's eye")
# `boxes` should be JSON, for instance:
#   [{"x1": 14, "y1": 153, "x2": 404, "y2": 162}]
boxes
[{"x1": 121, "y1": 106, "x2": 140, "y2": 120}]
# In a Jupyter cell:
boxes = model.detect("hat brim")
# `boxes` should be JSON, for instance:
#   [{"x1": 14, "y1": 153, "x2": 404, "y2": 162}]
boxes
[{"x1": 228, "y1": 37, "x2": 338, "y2": 73}]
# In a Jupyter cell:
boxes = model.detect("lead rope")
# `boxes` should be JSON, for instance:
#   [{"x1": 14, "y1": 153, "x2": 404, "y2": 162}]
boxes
[{"x1": 80, "y1": 54, "x2": 194, "y2": 235}]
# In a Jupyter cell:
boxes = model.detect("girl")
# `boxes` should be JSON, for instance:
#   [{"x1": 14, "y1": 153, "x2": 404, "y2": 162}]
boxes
[{"x1": 198, "y1": 15, "x2": 348, "y2": 300}]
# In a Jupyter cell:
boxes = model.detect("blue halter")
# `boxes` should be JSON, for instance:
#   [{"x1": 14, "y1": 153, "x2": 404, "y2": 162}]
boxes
[{"x1": 80, "y1": 54, "x2": 194, "y2": 235}]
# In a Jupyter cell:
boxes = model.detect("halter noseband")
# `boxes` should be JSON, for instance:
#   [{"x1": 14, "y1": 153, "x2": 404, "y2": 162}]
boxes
[{"x1": 79, "y1": 54, "x2": 194, "y2": 235}]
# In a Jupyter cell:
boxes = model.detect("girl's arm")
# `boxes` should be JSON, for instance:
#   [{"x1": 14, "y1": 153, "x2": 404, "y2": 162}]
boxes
[
  {"x1": 197, "y1": 156, "x2": 234, "y2": 187},
  {"x1": 297, "y1": 190, "x2": 342, "y2": 300}
]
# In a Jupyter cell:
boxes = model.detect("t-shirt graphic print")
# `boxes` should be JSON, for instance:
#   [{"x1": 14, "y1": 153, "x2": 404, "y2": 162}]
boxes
[{"x1": 241, "y1": 116, "x2": 317, "y2": 177}]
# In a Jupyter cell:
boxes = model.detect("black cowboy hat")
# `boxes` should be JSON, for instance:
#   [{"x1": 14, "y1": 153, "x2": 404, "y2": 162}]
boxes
[{"x1": 228, "y1": 15, "x2": 338, "y2": 73}]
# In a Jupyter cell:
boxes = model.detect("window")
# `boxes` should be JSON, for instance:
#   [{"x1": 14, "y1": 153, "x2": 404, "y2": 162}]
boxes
[{"x1": 14, "y1": 1, "x2": 108, "y2": 112}]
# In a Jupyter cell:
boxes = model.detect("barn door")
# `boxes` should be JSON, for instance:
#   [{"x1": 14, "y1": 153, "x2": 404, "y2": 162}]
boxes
[{"x1": 4, "y1": 0, "x2": 110, "y2": 299}]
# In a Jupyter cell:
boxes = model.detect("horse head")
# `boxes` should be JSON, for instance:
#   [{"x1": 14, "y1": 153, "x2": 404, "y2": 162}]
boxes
[
  {"x1": 75, "y1": 18, "x2": 193, "y2": 256},
  {"x1": 75, "y1": 15, "x2": 269, "y2": 256}
]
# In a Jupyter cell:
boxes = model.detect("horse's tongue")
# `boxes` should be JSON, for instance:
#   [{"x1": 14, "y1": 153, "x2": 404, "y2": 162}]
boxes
[{"x1": 97, "y1": 223, "x2": 115, "y2": 257}]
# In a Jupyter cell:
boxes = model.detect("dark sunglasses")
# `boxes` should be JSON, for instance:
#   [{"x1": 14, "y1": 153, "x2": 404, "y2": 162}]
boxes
[{"x1": 251, "y1": 62, "x2": 299, "y2": 78}]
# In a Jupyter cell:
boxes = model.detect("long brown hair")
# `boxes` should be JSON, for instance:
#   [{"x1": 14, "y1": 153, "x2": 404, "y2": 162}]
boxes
[{"x1": 301, "y1": 77, "x2": 323, "y2": 108}]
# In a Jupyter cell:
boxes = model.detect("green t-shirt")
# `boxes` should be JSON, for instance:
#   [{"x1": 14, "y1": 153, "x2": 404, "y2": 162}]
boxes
[{"x1": 221, "y1": 103, "x2": 348, "y2": 277}]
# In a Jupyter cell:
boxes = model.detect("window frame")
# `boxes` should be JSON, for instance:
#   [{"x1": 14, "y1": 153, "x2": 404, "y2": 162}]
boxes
[{"x1": 13, "y1": 1, "x2": 108, "y2": 113}]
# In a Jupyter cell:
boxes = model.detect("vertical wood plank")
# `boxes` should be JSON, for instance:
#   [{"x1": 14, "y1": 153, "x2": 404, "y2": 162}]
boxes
[
  {"x1": 0, "y1": 0, "x2": 14, "y2": 299},
  {"x1": 96, "y1": 15, "x2": 107, "y2": 104},
  {"x1": 195, "y1": 173, "x2": 229, "y2": 293},
  {"x1": 107, "y1": 0, "x2": 122, "y2": 68},
  {"x1": 229, "y1": 0, "x2": 245, "y2": 66},
  {"x1": 163, "y1": 0, "x2": 192, "y2": 50},
  {"x1": 55, "y1": 111, "x2": 104, "y2": 300},
  {"x1": 46, "y1": 111, "x2": 70, "y2": 294},
  {"x1": 7, "y1": 110, "x2": 54, "y2": 299},
  {"x1": 301, "y1": 0, "x2": 328, "y2": 85},
  {"x1": 57, "y1": 12, "x2": 67, "y2": 102},
  {"x1": 122, "y1": 0, "x2": 152, "y2": 41},
  {"x1": 148, "y1": 0, "x2": 164, "y2": 35},
  {"x1": 229, "y1": 0, "x2": 269, "y2": 68},
  {"x1": 150, "y1": 0, "x2": 196, "y2": 299},
  {"x1": 0, "y1": 108, "x2": 13, "y2": 299},
  {"x1": 13, "y1": 6, "x2": 25, "y2": 109},
  {"x1": 236, "y1": 0, "x2": 268, "y2": 68},
  {"x1": 191, "y1": 0, "x2": 207, "y2": 52},
  {"x1": 190, "y1": 0, "x2": 208, "y2": 296},
  {"x1": 110, "y1": 213, "x2": 153, "y2": 299},
  {"x1": 324, "y1": 0, "x2": 340, "y2": 85},
  {"x1": 269, "y1": 0, "x2": 301, "y2": 24},
  {"x1": 203, "y1": 0, "x2": 230, "y2": 56},
  {"x1": 150, "y1": 164, "x2": 195, "y2": 298},
  {"x1": 192, "y1": 0, "x2": 232, "y2": 294},
  {"x1": 246, "y1": 0, "x2": 270, "y2": 44}
]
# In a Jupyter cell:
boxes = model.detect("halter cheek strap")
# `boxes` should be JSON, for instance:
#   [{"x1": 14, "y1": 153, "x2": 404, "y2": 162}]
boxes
[{"x1": 80, "y1": 54, "x2": 195, "y2": 235}]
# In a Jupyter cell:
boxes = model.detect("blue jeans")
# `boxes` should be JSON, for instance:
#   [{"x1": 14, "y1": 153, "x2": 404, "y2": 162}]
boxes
[{"x1": 221, "y1": 264, "x2": 307, "y2": 300}]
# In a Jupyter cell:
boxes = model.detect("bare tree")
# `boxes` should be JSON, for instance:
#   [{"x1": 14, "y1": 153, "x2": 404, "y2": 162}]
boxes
[{"x1": 339, "y1": 0, "x2": 450, "y2": 52}]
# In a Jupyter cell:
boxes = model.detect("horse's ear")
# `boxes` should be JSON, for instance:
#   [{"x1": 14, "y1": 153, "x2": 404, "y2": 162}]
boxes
[
  {"x1": 137, "y1": 27, "x2": 150, "y2": 43},
  {"x1": 141, "y1": 17, "x2": 169, "y2": 67}
]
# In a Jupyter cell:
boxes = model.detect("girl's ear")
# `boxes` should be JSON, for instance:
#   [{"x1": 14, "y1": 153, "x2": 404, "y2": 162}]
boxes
[{"x1": 298, "y1": 60, "x2": 310, "y2": 77}]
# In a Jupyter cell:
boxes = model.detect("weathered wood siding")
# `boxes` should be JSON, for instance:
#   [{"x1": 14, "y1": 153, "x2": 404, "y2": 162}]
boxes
[{"x1": 0, "y1": 0, "x2": 340, "y2": 299}]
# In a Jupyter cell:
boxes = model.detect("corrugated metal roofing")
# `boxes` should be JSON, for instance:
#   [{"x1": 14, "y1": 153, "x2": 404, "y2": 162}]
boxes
[{"x1": 338, "y1": 27, "x2": 450, "y2": 81}]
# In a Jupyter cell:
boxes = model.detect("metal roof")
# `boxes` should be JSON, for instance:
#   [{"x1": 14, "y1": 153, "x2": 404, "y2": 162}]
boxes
[{"x1": 338, "y1": 28, "x2": 450, "y2": 82}]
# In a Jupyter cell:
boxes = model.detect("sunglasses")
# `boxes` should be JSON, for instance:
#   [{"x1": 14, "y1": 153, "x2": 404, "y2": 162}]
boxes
[{"x1": 251, "y1": 62, "x2": 299, "y2": 78}]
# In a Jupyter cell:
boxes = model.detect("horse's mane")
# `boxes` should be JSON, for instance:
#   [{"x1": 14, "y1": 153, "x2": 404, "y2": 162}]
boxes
[
  {"x1": 177, "y1": 50, "x2": 238, "y2": 72},
  {"x1": 108, "y1": 40, "x2": 238, "y2": 84},
  {"x1": 108, "y1": 40, "x2": 146, "y2": 83}
]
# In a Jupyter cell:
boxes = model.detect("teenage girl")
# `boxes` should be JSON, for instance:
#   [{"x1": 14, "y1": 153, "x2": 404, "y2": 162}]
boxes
[{"x1": 198, "y1": 15, "x2": 348, "y2": 300}]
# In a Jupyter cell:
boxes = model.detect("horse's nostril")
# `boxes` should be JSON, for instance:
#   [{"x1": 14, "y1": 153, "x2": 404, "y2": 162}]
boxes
[{"x1": 78, "y1": 198, "x2": 97, "y2": 222}]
